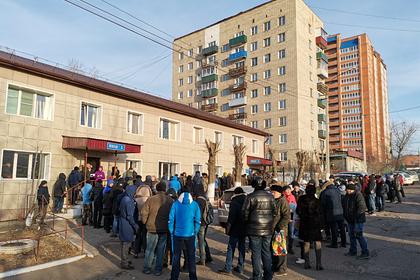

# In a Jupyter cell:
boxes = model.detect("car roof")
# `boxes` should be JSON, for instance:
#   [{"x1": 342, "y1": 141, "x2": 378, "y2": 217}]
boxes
[{"x1": 224, "y1": 185, "x2": 255, "y2": 194}]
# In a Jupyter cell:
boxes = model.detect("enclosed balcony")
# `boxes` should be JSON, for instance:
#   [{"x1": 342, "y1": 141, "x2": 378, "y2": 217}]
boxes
[
  {"x1": 228, "y1": 112, "x2": 247, "y2": 120},
  {"x1": 318, "y1": 113, "x2": 327, "y2": 122},
  {"x1": 317, "y1": 51, "x2": 328, "y2": 63},
  {"x1": 201, "y1": 103, "x2": 218, "y2": 112},
  {"x1": 229, "y1": 97, "x2": 247, "y2": 107},
  {"x1": 317, "y1": 65, "x2": 329, "y2": 79},
  {"x1": 201, "y1": 88, "x2": 218, "y2": 98},
  {"x1": 318, "y1": 98, "x2": 327, "y2": 109},
  {"x1": 201, "y1": 74, "x2": 218, "y2": 83},
  {"x1": 228, "y1": 66, "x2": 247, "y2": 78},
  {"x1": 229, "y1": 82, "x2": 247, "y2": 93},
  {"x1": 316, "y1": 36, "x2": 328, "y2": 50},
  {"x1": 317, "y1": 82, "x2": 328, "y2": 95},
  {"x1": 202, "y1": 45, "x2": 218, "y2": 56},
  {"x1": 318, "y1": 129, "x2": 327, "y2": 139},
  {"x1": 229, "y1": 34, "x2": 247, "y2": 47},
  {"x1": 228, "y1": 50, "x2": 248, "y2": 62}
]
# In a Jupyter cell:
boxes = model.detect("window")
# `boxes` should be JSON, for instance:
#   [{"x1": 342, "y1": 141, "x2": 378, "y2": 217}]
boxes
[
  {"x1": 264, "y1": 86, "x2": 271, "y2": 95},
  {"x1": 278, "y1": 83, "x2": 286, "y2": 93},
  {"x1": 209, "y1": 41, "x2": 216, "y2": 47},
  {"x1": 264, "y1": 102, "x2": 271, "y2": 112},
  {"x1": 251, "y1": 105, "x2": 258, "y2": 114},
  {"x1": 279, "y1": 134, "x2": 287, "y2": 144},
  {"x1": 1, "y1": 150, "x2": 50, "y2": 179},
  {"x1": 251, "y1": 73, "x2": 258, "y2": 82},
  {"x1": 264, "y1": 21, "x2": 271, "y2": 31},
  {"x1": 279, "y1": 116, "x2": 287, "y2": 126},
  {"x1": 178, "y1": 52, "x2": 184, "y2": 60},
  {"x1": 222, "y1": 44, "x2": 230, "y2": 52},
  {"x1": 251, "y1": 121, "x2": 258, "y2": 128},
  {"x1": 279, "y1": 16, "x2": 286, "y2": 26},
  {"x1": 279, "y1": 151, "x2": 288, "y2": 161},
  {"x1": 309, "y1": 39, "x2": 312, "y2": 50},
  {"x1": 278, "y1": 32, "x2": 285, "y2": 43},
  {"x1": 193, "y1": 164, "x2": 203, "y2": 173},
  {"x1": 221, "y1": 103, "x2": 230, "y2": 111},
  {"x1": 264, "y1": 53, "x2": 271, "y2": 63},
  {"x1": 310, "y1": 88, "x2": 313, "y2": 97},
  {"x1": 278, "y1": 100, "x2": 286, "y2": 110},
  {"x1": 251, "y1": 89, "x2": 258, "y2": 98},
  {"x1": 251, "y1": 25, "x2": 258, "y2": 35},
  {"x1": 267, "y1": 135, "x2": 272, "y2": 145},
  {"x1": 251, "y1": 41, "x2": 258, "y2": 52},
  {"x1": 263, "y1": 37, "x2": 271, "y2": 47},
  {"x1": 309, "y1": 55, "x2": 312, "y2": 65},
  {"x1": 178, "y1": 65, "x2": 184, "y2": 73},
  {"x1": 193, "y1": 127, "x2": 204, "y2": 144},
  {"x1": 178, "y1": 92, "x2": 183, "y2": 99},
  {"x1": 188, "y1": 62, "x2": 193, "y2": 70},
  {"x1": 311, "y1": 120, "x2": 314, "y2": 130},
  {"x1": 159, "y1": 162, "x2": 179, "y2": 179},
  {"x1": 264, "y1": 119, "x2": 272, "y2": 129},
  {"x1": 252, "y1": 140, "x2": 259, "y2": 154},
  {"x1": 278, "y1": 49, "x2": 286, "y2": 59},
  {"x1": 178, "y1": 78, "x2": 183, "y2": 86},
  {"x1": 80, "y1": 102, "x2": 101, "y2": 128},
  {"x1": 309, "y1": 71, "x2": 313, "y2": 81},
  {"x1": 6, "y1": 85, "x2": 53, "y2": 120},
  {"x1": 188, "y1": 49, "x2": 193, "y2": 57},
  {"x1": 197, "y1": 46, "x2": 202, "y2": 54},
  {"x1": 308, "y1": 23, "x2": 312, "y2": 34},
  {"x1": 278, "y1": 66, "x2": 286, "y2": 76},
  {"x1": 188, "y1": 89, "x2": 193, "y2": 97},
  {"x1": 263, "y1": 69, "x2": 271, "y2": 79},
  {"x1": 159, "y1": 118, "x2": 180, "y2": 141},
  {"x1": 251, "y1": 57, "x2": 258, "y2": 66},
  {"x1": 233, "y1": 135, "x2": 244, "y2": 146},
  {"x1": 127, "y1": 111, "x2": 143, "y2": 135},
  {"x1": 214, "y1": 131, "x2": 223, "y2": 147},
  {"x1": 188, "y1": 76, "x2": 193, "y2": 84},
  {"x1": 126, "y1": 160, "x2": 142, "y2": 176}
]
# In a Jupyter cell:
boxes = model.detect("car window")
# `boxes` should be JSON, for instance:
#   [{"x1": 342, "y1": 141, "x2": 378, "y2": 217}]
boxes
[{"x1": 222, "y1": 191, "x2": 234, "y2": 204}]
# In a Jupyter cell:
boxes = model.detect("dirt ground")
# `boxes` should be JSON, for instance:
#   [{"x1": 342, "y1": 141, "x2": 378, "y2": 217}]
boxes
[{"x1": 0, "y1": 228, "x2": 81, "y2": 272}]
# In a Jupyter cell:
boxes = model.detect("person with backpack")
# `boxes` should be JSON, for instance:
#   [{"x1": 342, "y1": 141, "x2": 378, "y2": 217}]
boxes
[
  {"x1": 81, "y1": 180, "x2": 93, "y2": 226},
  {"x1": 195, "y1": 185, "x2": 213, "y2": 266},
  {"x1": 53, "y1": 173, "x2": 66, "y2": 213}
]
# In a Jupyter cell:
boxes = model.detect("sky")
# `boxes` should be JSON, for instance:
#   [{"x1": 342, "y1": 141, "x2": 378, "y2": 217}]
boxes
[{"x1": 1, "y1": 0, "x2": 419, "y2": 153}]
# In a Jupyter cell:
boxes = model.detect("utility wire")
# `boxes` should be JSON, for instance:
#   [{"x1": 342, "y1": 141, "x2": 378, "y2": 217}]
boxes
[
  {"x1": 390, "y1": 105, "x2": 420, "y2": 114},
  {"x1": 325, "y1": 21, "x2": 420, "y2": 33}
]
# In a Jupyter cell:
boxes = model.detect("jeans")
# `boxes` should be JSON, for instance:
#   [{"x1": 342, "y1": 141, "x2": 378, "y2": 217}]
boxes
[
  {"x1": 367, "y1": 193, "x2": 376, "y2": 212},
  {"x1": 348, "y1": 223, "x2": 369, "y2": 255},
  {"x1": 395, "y1": 190, "x2": 403, "y2": 203},
  {"x1": 120, "y1": 241, "x2": 131, "y2": 266},
  {"x1": 249, "y1": 235, "x2": 273, "y2": 280},
  {"x1": 54, "y1": 196, "x2": 64, "y2": 213},
  {"x1": 112, "y1": 215, "x2": 119, "y2": 234},
  {"x1": 329, "y1": 220, "x2": 346, "y2": 246},
  {"x1": 82, "y1": 204, "x2": 92, "y2": 225},
  {"x1": 197, "y1": 226, "x2": 212, "y2": 263},
  {"x1": 134, "y1": 222, "x2": 147, "y2": 254},
  {"x1": 144, "y1": 232, "x2": 167, "y2": 273},
  {"x1": 171, "y1": 236, "x2": 197, "y2": 280},
  {"x1": 375, "y1": 195, "x2": 385, "y2": 211},
  {"x1": 225, "y1": 235, "x2": 245, "y2": 273},
  {"x1": 287, "y1": 222, "x2": 294, "y2": 252}
]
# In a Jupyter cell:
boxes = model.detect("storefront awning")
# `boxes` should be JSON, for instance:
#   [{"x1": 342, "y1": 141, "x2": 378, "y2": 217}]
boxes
[
  {"x1": 62, "y1": 136, "x2": 141, "y2": 153},
  {"x1": 247, "y1": 156, "x2": 273, "y2": 166}
]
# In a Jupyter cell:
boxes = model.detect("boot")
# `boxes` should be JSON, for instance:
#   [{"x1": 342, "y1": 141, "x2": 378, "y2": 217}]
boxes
[
  {"x1": 315, "y1": 248, "x2": 324, "y2": 270},
  {"x1": 303, "y1": 242, "x2": 311, "y2": 269}
]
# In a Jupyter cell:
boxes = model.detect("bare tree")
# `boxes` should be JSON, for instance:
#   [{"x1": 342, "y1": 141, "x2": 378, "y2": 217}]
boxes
[
  {"x1": 268, "y1": 147, "x2": 278, "y2": 178},
  {"x1": 296, "y1": 150, "x2": 310, "y2": 181},
  {"x1": 205, "y1": 139, "x2": 221, "y2": 203},
  {"x1": 391, "y1": 121, "x2": 417, "y2": 169},
  {"x1": 233, "y1": 143, "x2": 246, "y2": 186},
  {"x1": 68, "y1": 58, "x2": 85, "y2": 73}
]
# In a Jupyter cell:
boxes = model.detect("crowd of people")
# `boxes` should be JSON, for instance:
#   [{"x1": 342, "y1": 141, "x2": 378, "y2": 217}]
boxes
[{"x1": 32, "y1": 166, "x2": 411, "y2": 280}]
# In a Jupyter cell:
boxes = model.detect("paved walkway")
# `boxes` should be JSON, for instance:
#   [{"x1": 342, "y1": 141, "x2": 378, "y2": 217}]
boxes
[{"x1": 9, "y1": 185, "x2": 420, "y2": 280}]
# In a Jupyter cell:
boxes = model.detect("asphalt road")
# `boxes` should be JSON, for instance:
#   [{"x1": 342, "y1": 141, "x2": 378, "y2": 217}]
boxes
[{"x1": 9, "y1": 185, "x2": 420, "y2": 280}]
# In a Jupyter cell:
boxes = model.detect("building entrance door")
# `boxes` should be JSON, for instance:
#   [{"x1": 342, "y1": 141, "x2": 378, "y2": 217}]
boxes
[{"x1": 88, "y1": 157, "x2": 101, "y2": 174}]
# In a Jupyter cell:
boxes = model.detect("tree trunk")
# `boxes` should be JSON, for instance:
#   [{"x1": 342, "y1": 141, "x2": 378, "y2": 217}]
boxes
[
  {"x1": 205, "y1": 140, "x2": 221, "y2": 203},
  {"x1": 234, "y1": 143, "x2": 246, "y2": 186}
]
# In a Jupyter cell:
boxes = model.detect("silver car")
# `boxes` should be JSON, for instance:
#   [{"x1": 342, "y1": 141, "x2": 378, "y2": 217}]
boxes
[{"x1": 217, "y1": 186, "x2": 254, "y2": 225}]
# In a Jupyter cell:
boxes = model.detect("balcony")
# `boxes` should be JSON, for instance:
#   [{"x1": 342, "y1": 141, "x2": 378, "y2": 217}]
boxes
[
  {"x1": 317, "y1": 67, "x2": 329, "y2": 79},
  {"x1": 229, "y1": 34, "x2": 247, "y2": 47},
  {"x1": 201, "y1": 88, "x2": 218, "y2": 98},
  {"x1": 318, "y1": 98, "x2": 327, "y2": 109},
  {"x1": 229, "y1": 82, "x2": 247, "y2": 93},
  {"x1": 202, "y1": 45, "x2": 218, "y2": 56},
  {"x1": 317, "y1": 51, "x2": 328, "y2": 63},
  {"x1": 228, "y1": 66, "x2": 247, "y2": 77},
  {"x1": 228, "y1": 112, "x2": 247, "y2": 120},
  {"x1": 318, "y1": 129, "x2": 327, "y2": 139},
  {"x1": 330, "y1": 136, "x2": 340, "y2": 142},
  {"x1": 201, "y1": 74, "x2": 218, "y2": 83},
  {"x1": 330, "y1": 128, "x2": 340, "y2": 134},
  {"x1": 318, "y1": 113, "x2": 327, "y2": 122},
  {"x1": 228, "y1": 50, "x2": 248, "y2": 61},
  {"x1": 317, "y1": 82, "x2": 328, "y2": 95},
  {"x1": 316, "y1": 36, "x2": 328, "y2": 50},
  {"x1": 229, "y1": 97, "x2": 247, "y2": 107},
  {"x1": 201, "y1": 60, "x2": 217, "y2": 68},
  {"x1": 201, "y1": 103, "x2": 218, "y2": 112}
]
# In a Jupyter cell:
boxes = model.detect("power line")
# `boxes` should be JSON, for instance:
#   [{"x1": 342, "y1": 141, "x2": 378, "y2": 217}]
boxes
[
  {"x1": 310, "y1": 6, "x2": 420, "y2": 23},
  {"x1": 390, "y1": 105, "x2": 420, "y2": 114},
  {"x1": 325, "y1": 21, "x2": 420, "y2": 33}
]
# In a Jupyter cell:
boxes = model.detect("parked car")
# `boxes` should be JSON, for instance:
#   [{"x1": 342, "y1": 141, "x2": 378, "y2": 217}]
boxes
[
  {"x1": 405, "y1": 171, "x2": 419, "y2": 184},
  {"x1": 218, "y1": 186, "x2": 254, "y2": 225},
  {"x1": 396, "y1": 172, "x2": 414, "y2": 185},
  {"x1": 337, "y1": 171, "x2": 367, "y2": 178}
]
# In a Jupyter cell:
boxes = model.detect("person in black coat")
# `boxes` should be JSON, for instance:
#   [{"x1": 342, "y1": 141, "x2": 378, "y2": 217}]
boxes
[
  {"x1": 92, "y1": 180, "x2": 104, "y2": 228},
  {"x1": 296, "y1": 183, "x2": 323, "y2": 270},
  {"x1": 36, "y1": 180, "x2": 50, "y2": 226},
  {"x1": 68, "y1": 166, "x2": 82, "y2": 205},
  {"x1": 375, "y1": 176, "x2": 388, "y2": 212},
  {"x1": 320, "y1": 183, "x2": 346, "y2": 248},
  {"x1": 53, "y1": 173, "x2": 67, "y2": 213},
  {"x1": 103, "y1": 179, "x2": 114, "y2": 233},
  {"x1": 219, "y1": 187, "x2": 247, "y2": 275}
]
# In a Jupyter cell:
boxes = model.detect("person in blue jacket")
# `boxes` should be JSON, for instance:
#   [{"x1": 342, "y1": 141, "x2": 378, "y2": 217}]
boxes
[
  {"x1": 81, "y1": 180, "x2": 93, "y2": 225},
  {"x1": 168, "y1": 189, "x2": 201, "y2": 280},
  {"x1": 168, "y1": 175, "x2": 181, "y2": 194},
  {"x1": 119, "y1": 184, "x2": 139, "y2": 269}
]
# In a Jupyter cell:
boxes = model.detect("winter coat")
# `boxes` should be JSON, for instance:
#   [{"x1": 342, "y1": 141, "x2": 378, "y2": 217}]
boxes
[
  {"x1": 376, "y1": 180, "x2": 388, "y2": 196},
  {"x1": 53, "y1": 173, "x2": 67, "y2": 197},
  {"x1": 168, "y1": 176, "x2": 181, "y2": 194},
  {"x1": 68, "y1": 170, "x2": 82, "y2": 186},
  {"x1": 226, "y1": 193, "x2": 246, "y2": 237},
  {"x1": 134, "y1": 184, "x2": 152, "y2": 219},
  {"x1": 81, "y1": 183, "x2": 93, "y2": 205},
  {"x1": 342, "y1": 191, "x2": 366, "y2": 224},
  {"x1": 37, "y1": 186, "x2": 50, "y2": 205},
  {"x1": 168, "y1": 192, "x2": 201, "y2": 237},
  {"x1": 119, "y1": 186, "x2": 139, "y2": 242},
  {"x1": 102, "y1": 185, "x2": 113, "y2": 215},
  {"x1": 140, "y1": 192, "x2": 173, "y2": 233},
  {"x1": 296, "y1": 194, "x2": 322, "y2": 242},
  {"x1": 94, "y1": 170, "x2": 105, "y2": 182},
  {"x1": 91, "y1": 183, "x2": 104, "y2": 205},
  {"x1": 192, "y1": 175, "x2": 204, "y2": 196},
  {"x1": 292, "y1": 190, "x2": 304, "y2": 202},
  {"x1": 273, "y1": 196, "x2": 290, "y2": 233},
  {"x1": 320, "y1": 184, "x2": 344, "y2": 223},
  {"x1": 242, "y1": 189, "x2": 276, "y2": 236},
  {"x1": 110, "y1": 187, "x2": 124, "y2": 216},
  {"x1": 394, "y1": 175, "x2": 403, "y2": 191},
  {"x1": 365, "y1": 176, "x2": 376, "y2": 195}
]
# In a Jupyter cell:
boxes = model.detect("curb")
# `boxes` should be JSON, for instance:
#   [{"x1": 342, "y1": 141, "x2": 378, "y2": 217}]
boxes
[{"x1": 0, "y1": 255, "x2": 86, "y2": 278}]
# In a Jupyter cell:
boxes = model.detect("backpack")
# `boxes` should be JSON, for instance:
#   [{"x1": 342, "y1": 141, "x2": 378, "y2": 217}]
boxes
[
  {"x1": 199, "y1": 196, "x2": 214, "y2": 225},
  {"x1": 113, "y1": 192, "x2": 125, "y2": 216}
]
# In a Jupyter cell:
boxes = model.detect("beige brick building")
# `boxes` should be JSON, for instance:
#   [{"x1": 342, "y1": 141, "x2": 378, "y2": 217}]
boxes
[
  {"x1": 172, "y1": 0, "x2": 329, "y2": 171},
  {"x1": 0, "y1": 51, "x2": 267, "y2": 220}
]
